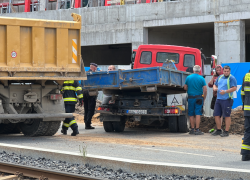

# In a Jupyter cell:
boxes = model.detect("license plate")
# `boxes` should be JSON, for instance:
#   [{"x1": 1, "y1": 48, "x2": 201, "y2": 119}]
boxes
[{"x1": 127, "y1": 110, "x2": 147, "y2": 114}]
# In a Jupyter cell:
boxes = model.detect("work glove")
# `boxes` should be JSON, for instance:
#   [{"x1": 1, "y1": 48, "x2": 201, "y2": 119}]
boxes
[{"x1": 79, "y1": 98, "x2": 84, "y2": 107}]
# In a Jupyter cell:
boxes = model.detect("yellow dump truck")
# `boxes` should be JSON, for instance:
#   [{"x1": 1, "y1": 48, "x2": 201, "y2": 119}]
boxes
[{"x1": 0, "y1": 13, "x2": 86, "y2": 136}]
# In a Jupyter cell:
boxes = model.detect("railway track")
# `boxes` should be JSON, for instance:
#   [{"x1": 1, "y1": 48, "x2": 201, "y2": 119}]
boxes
[{"x1": 0, "y1": 161, "x2": 102, "y2": 180}]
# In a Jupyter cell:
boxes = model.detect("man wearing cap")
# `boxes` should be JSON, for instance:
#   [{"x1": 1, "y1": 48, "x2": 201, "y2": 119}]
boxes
[{"x1": 83, "y1": 63, "x2": 99, "y2": 129}]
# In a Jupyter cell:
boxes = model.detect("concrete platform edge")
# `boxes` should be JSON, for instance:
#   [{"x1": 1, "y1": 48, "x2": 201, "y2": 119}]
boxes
[{"x1": 0, "y1": 143, "x2": 249, "y2": 179}]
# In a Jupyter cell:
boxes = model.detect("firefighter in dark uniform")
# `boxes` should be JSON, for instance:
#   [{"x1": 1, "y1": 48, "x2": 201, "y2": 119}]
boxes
[
  {"x1": 61, "y1": 80, "x2": 83, "y2": 136},
  {"x1": 82, "y1": 63, "x2": 99, "y2": 129},
  {"x1": 241, "y1": 71, "x2": 250, "y2": 161}
]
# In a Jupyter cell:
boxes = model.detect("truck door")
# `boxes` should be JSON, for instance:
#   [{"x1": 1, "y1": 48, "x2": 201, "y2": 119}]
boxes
[
  {"x1": 183, "y1": 53, "x2": 204, "y2": 75},
  {"x1": 183, "y1": 54, "x2": 196, "y2": 73},
  {"x1": 135, "y1": 51, "x2": 153, "y2": 69}
]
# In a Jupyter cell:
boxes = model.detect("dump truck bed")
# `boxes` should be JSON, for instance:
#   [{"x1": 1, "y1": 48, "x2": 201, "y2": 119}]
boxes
[
  {"x1": 82, "y1": 67, "x2": 190, "y2": 92},
  {"x1": 0, "y1": 13, "x2": 86, "y2": 80}
]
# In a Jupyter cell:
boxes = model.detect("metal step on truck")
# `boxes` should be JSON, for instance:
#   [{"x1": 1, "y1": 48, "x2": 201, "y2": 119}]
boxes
[
  {"x1": 0, "y1": 13, "x2": 86, "y2": 136},
  {"x1": 83, "y1": 45, "x2": 214, "y2": 133}
]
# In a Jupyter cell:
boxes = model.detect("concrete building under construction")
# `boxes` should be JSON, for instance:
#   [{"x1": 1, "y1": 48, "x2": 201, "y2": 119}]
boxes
[{"x1": 0, "y1": 0, "x2": 250, "y2": 66}]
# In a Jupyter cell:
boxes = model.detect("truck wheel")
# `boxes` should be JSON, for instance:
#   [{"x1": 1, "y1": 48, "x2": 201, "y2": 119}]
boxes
[
  {"x1": 44, "y1": 121, "x2": 61, "y2": 136},
  {"x1": 20, "y1": 119, "x2": 50, "y2": 137},
  {"x1": 178, "y1": 115, "x2": 188, "y2": 133},
  {"x1": 103, "y1": 121, "x2": 114, "y2": 132},
  {"x1": 0, "y1": 124, "x2": 16, "y2": 134},
  {"x1": 11, "y1": 124, "x2": 21, "y2": 134},
  {"x1": 168, "y1": 116, "x2": 178, "y2": 133},
  {"x1": 113, "y1": 121, "x2": 125, "y2": 132}
]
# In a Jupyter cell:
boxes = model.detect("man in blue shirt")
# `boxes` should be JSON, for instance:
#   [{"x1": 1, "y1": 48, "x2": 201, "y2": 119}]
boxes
[
  {"x1": 184, "y1": 65, "x2": 207, "y2": 135},
  {"x1": 212, "y1": 65, "x2": 237, "y2": 137}
]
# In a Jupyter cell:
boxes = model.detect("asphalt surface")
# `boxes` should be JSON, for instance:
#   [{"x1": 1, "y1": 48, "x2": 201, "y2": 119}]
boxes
[{"x1": 0, "y1": 123, "x2": 249, "y2": 170}]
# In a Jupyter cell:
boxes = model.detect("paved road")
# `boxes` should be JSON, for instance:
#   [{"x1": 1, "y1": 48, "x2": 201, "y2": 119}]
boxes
[{"x1": 0, "y1": 123, "x2": 249, "y2": 170}]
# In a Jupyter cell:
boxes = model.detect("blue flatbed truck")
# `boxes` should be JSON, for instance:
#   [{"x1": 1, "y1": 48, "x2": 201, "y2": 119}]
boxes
[{"x1": 83, "y1": 66, "x2": 191, "y2": 133}]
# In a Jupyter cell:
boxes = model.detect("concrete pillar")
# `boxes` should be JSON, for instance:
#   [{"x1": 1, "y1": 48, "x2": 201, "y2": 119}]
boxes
[
  {"x1": 215, "y1": 20, "x2": 245, "y2": 64},
  {"x1": 40, "y1": 0, "x2": 48, "y2": 11},
  {"x1": 132, "y1": 27, "x2": 148, "y2": 50}
]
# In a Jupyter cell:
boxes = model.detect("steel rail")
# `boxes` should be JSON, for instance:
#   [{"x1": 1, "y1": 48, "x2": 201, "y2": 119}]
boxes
[{"x1": 0, "y1": 161, "x2": 103, "y2": 180}]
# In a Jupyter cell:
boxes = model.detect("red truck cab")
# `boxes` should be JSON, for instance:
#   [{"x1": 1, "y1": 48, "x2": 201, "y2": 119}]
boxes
[{"x1": 131, "y1": 45, "x2": 206, "y2": 75}]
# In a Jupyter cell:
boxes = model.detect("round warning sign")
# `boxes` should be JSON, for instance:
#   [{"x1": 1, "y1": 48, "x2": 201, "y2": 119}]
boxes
[{"x1": 11, "y1": 51, "x2": 17, "y2": 58}]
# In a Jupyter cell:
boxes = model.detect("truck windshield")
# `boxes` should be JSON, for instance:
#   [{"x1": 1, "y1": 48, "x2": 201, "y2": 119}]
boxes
[{"x1": 156, "y1": 52, "x2": 179, "y2": 63}]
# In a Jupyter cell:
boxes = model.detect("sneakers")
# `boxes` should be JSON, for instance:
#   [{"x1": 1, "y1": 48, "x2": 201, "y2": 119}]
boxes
[
  {"x1": 211, "y1": 130, "x2": 222, "y2": 136},
  {"x1": 242, "y1": 155, "x2": 250, "y2": 161},
  {"x1": 220, "y1": 131, "x2": 229, "y2": 137},
  {"x1": 61, "y1": 129, "x2": 67, "y2": 135},
  {"x1": 189, "y1": 129, "x2": 204, "y2": 135},
  {"x1": 189, "y1": 129, "x2": 195, "y2": 135},
  {"x1": 71, "y1": 129, "x2": 79, "y2": 136},
  {"x1": 195, "y1": 130, "x2": 204, "y2": 135}
]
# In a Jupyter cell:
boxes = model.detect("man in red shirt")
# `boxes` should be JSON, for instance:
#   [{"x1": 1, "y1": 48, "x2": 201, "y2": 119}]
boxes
[{"x1": 208, "y1": 65, "x2": 223, "y2": 109}]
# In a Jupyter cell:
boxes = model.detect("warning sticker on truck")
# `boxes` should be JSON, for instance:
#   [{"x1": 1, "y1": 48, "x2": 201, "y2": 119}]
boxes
[{"x1": 167, "y1": 94, "x2": 183, "y2": 106}]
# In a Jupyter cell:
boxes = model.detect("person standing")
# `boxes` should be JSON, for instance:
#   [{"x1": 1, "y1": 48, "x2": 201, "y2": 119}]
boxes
[
  {"x1": 208, "y1": 65, "x2": 224, "y2": 127},
  {"x1": 61, "y1": 80, "x2": 83, "y2": 136},
  {"x1": 208, "y1": 65, "x2": 223, "y2": 109},
  {"x1": 241, "y1": 71, "x2": 250, "y2": 161},
  {"x1": 212, "y1": 65, "x2": 237, "y2": 137},
  {"x1": 184, "y1": 65, "x2": 207, "y2": 135},
  {"x1": 83, "y1": 63, "x2": 99, "y2": 129}
]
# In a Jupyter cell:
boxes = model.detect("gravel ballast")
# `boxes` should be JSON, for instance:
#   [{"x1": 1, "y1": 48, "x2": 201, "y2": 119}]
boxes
[{"x1": 0, "y1": 151, "x2": 246, "y2": 180}]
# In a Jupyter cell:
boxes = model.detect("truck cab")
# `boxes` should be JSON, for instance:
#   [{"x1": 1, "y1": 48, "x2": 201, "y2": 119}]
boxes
[{"x1": 131, "y1": 45, "x2": 206, "y2": 75}]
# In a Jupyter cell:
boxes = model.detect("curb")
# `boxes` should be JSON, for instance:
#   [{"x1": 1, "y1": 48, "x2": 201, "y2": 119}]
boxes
[{"x1": 0, "y1": 143, "x2": 249, "y2": 179}]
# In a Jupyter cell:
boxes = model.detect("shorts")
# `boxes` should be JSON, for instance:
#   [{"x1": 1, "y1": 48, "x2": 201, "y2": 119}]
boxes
[
  {"x1": 213, "y1": 99, "x2": 233, "y2": 117},
  {"x1": 188, "y1": 98, "x2": 203, "y2": 116}
]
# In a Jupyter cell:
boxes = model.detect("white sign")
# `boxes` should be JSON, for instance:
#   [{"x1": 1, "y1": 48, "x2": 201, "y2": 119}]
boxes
[
  {"x1": 11, "y1": 51, "x2": 17, "y2": 58},
  {"x1": 167, "y1": 94, "x2": 183, "y2": 106}
]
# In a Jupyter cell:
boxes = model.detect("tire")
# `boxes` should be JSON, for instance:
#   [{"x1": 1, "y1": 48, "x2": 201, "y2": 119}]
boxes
[
  {"x1": 20, "y1": 119, "x2": 50, "y2": 137},
  {"x1": 103, "y1": 121, "x2": 114, "y2": 132},
  {"x1": 168, "y1": 116, "x2": 178, "y2": 133},
  {"x1": 178, "y1": 115, "x2": 188, "y2": 133},
  {"x1": 44, "y1": 121, "x2": 61, "y2": 136},
  {"x1": 113, "y1": 121, "x2": 125, "y2": 132},
  {"x1": 0, "y1": 124, "x2": 16, "y2": 134}
]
